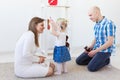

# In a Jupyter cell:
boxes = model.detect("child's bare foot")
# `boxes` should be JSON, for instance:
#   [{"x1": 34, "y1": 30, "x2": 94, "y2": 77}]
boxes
[
  {"x1": 54, "y1": 71, "x2": 61, "y2": 75},
  {"x1": 62, "y1": 70, "x2": 68, "y2": 73}
]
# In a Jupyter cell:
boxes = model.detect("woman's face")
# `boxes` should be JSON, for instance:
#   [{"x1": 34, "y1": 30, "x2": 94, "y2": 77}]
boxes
[{"x1": 36, "y1": 22, "x2": 45, "y2": 33}]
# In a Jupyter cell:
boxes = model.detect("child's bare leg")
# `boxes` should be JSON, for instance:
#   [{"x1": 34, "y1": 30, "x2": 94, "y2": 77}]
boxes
[
  {"x1": 55, "y1": 63, "x2": 62, "y2": 75},
  {"x1": 62, "y1": 62, "x2": 67, "y2": 73}
]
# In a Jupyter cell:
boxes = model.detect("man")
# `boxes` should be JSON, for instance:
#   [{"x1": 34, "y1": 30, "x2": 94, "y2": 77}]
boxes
[{"x1": 76, "y1": 6, "x2": 116, "y2": 72}]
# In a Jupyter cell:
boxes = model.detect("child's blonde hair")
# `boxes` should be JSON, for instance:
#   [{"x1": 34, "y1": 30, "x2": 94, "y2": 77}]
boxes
[{"x1": 56, "y1": 18, "x2": 68, "y2": 30}]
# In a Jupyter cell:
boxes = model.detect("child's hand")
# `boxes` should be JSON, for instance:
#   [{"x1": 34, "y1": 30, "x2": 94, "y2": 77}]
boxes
[
  {"x1": 49, "y1": 18, "x2": 58, "y2": 31},
  {"x1": 47, "y1": 18, "x2": 55, "y2": 30},
  {"x1": 49, "y1": 18, "x2": 57, "y2": 26}
]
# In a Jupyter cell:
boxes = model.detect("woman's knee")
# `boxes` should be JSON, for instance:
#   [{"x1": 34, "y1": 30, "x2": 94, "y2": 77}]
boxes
[{"x1": 46, "y1": 67, "x2": 54, "y2": 77}]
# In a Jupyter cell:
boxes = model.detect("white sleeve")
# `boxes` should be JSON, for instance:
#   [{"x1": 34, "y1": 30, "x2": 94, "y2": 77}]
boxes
[
  {"x1": 35, "y1": 48, "x2": 47, "y2": 58},
  {"x1": 22, "y1": 33, "x2": 40, "y2": 62}
]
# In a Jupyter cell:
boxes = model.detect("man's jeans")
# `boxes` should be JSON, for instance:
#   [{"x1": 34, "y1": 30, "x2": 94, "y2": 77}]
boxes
[{"x1": 76, "y1": 52, "x2": 111, "y2": 72}]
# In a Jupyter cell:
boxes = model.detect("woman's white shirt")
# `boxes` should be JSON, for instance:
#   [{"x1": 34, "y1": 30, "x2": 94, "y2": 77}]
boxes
[
  {"x1": 14, "y1": 31, "x2": 49, "y2": 77},
  {"x1": 15, "y1": 31, "x2": 40, "y2": 65}
]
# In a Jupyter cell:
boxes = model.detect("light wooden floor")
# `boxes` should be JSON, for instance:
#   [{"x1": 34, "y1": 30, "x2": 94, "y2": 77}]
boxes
[{"x1": 0, "y1": 46, "x2": 120, "y2": 69}]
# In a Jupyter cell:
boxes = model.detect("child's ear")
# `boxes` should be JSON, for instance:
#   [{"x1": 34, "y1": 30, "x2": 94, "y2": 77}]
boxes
[{"x1": 60, "y1": 26, "x2": 64, "y2": 29}]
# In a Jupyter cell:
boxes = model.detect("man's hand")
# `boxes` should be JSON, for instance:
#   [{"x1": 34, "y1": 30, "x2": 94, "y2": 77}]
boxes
[
  {"x1": 84, "y1": 46, "x2": 92, "y2": 53},
  {"x1": 88, "y1": 50, "x2": 97, "y2": 57}
]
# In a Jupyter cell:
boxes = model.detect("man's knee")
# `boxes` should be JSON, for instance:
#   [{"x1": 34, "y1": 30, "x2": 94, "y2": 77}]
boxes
[
  {"x1": 76, "y1": 57, "x2": 83, "y2": 65},
  {"x1": 76, "y1": 52, "x2": 91, "y2": 65},
  {"x1": 87, "y1": 64, "x2": 98, "y2": 72}
]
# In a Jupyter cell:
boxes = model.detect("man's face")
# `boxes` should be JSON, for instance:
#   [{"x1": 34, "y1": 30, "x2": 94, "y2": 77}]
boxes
[{"x1": 88, "y1": 10, "x2": 98, "y2": 22}]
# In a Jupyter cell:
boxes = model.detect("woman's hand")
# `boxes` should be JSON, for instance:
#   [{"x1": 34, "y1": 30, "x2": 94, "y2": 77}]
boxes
[{"x1": 38, "y1": 56, "x2": 46, "y2": 63}]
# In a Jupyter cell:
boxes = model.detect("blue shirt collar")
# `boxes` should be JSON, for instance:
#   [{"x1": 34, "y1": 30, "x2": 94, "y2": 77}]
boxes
[{"x1": 96, "y1": 16, "x2": 107, "y2": 25}]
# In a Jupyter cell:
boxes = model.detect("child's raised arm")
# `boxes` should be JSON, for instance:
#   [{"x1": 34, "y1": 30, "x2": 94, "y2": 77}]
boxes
[{"x1": 49, "y1": 19, "x2": 60, "y2": 37}]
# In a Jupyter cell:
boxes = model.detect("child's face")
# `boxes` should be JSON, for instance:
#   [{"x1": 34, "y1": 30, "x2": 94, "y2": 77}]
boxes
[
  {"x1": 61, "y1": 22, "x2": 67, "y2": 28},
  {"x1": 60, "y1": 22, "x2": 67, "y2": 30},
  {"x1": 56, "y1": 19, "x2": 67, "y2": 31}
]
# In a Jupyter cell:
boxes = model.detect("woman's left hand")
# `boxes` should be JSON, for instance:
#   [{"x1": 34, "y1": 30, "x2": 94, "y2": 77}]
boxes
[{"x1": 38, "y1": 56, "x2": 46, "y2": 63}]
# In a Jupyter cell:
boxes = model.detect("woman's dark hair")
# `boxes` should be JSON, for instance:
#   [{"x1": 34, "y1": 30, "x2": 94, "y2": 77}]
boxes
[{"x1": 28, "y1": 17, "x2": 44, "y2": 47}]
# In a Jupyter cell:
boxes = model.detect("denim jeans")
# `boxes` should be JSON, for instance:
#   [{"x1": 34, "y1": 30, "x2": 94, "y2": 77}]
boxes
[{"x1": 76, "y1": 52, "x2": 111, "y2": 72}]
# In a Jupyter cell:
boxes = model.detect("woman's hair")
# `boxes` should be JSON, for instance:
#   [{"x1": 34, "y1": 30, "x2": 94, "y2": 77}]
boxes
[
  {"x1": 57, "y1": 18, "x2": 67, "y2": 30},
  {"x1": 28, "y1": 17, "x2": 44, "y2": 47}
]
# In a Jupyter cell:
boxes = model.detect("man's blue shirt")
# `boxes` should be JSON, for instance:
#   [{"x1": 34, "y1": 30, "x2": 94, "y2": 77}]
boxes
[{"x1": 93, "y1": 17, "x2": 116, "y2": 53}]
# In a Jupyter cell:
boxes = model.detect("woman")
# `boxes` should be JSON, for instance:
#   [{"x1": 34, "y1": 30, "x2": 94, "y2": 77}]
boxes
[{"x1": 14, "y1": 17, "x2": 55, "y2": 78}]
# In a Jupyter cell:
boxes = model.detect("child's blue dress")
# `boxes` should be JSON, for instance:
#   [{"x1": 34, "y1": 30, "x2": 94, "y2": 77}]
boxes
[
  {"x1": 53, "y1": 46, "x2": 71, "y2": 63},
  {"x1": 53, "y1": 32, "x2": 71, "y2": 63}
]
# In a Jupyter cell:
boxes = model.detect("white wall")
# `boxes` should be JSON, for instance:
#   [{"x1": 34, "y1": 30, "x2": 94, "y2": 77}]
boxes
[
  {"x1": 69, "y1": 0, "x2": 120, "y2": 48},
  {"x1": 0, "y1": 0, "x2": 120, "y2": 53},
  {"x1": 0, "y1": 0, "x2": 45, "y2": 52}
]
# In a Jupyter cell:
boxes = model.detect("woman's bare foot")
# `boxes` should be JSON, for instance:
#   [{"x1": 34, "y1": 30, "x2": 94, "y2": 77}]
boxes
[{"x1": 50, "y1": 63, "x2": 55, "y2": 71}]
